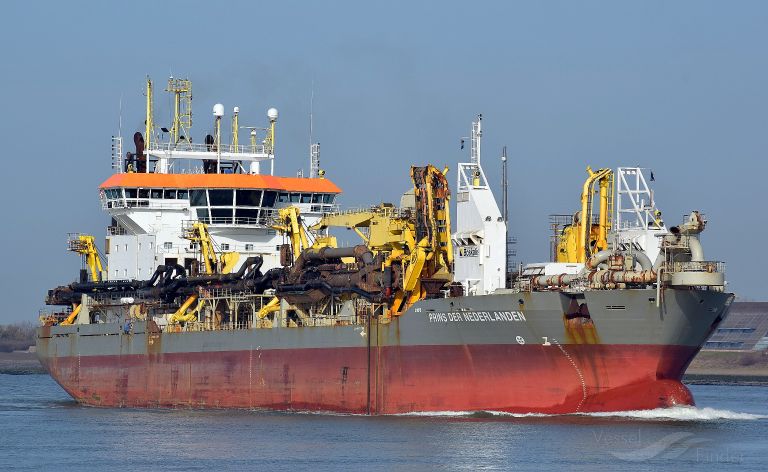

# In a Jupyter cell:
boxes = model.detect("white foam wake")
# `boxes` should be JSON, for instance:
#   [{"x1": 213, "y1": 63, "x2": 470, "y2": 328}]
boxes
[
  {"x1": 394, "y1": 406, "x2": 767, "y2": 421},
  {"x1": 585, "y1": 406, "x2": 766, "y2": 421}
]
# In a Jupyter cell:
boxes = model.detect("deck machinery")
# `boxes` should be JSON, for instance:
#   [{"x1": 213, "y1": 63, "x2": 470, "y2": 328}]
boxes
[{"x1": 37, "y1": 83, "x2": 733, "y2": 415}]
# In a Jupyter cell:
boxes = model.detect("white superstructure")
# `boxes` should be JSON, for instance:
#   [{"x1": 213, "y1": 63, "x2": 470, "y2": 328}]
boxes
[
  {"x1": 451, "y1": 115, "x2": 507, "y2": 295},
  {"x1": 97, "y1": 77, "x2": 341, "y2": 282}
]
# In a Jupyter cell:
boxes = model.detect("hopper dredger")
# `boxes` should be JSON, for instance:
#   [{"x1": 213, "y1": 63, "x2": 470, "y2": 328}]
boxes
[{"x1": 36, "y1": 79, "x2": 733, "y2": 414}]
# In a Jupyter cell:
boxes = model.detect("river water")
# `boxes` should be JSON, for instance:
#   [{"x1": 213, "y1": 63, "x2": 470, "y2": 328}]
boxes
[{"x1": 0, "y1": 374, "x2": 766, "y2": 471}]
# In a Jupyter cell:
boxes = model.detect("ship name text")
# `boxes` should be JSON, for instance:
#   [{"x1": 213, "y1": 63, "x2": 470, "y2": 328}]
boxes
[{"x1": 427, "y1": 311, "x2": 526, "y2": 323}]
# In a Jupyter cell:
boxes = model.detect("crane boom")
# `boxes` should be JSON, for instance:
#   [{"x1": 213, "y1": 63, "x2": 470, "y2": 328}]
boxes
[
  {"x1": 182, "y1": 221, "x2": 239, "y2": 275},
  {"x1": 276, "y1": 164, "x2": 453, "y2": 316},
  {"x1": 67, "y1": 234, "x2": 104, "y2": 282}
]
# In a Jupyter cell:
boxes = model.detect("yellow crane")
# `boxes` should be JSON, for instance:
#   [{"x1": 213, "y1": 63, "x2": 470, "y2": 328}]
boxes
[
  {"x1": 272, "y1": 206, "x2": 311, "y2": 263},
  {"x1": 60, "y1": 234, "x2": 104, "y2": 325},
  {"x1": 257, "y1": 206, "x2": 336, "y2": 319},
  {"x1": 173, "y1": 222, "x2": 239, "y2": 326},
  {"x1": 556, "y1": 166, "x2": 614, "y2": 263},
  {"x1": 272, "y1": 206, "x2": 337, "y2": 262},
  {"x1": 182, "y1": 221, "x2": 240, "y2": 275},
  {"x1": 168, "y1": 293, "x2": 202, "y2": 326},
  {"x1": 67, "y1": 234, "x2": 104, "y2": 282},
  {"x1": 309, "y1": 165, "x2": 453, "y2": 315}
]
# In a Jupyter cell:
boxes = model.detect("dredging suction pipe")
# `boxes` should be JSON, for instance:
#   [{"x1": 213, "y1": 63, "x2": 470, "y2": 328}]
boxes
[
  {"x1": 532, "y1": 249, "x2": 657, "y2": 288},
  {"x1": 532, "y1": 211, "x2": 710, "y2": 289},
  {"x1": 677, "y1": 211, "x2": 706, "y2": 262}
]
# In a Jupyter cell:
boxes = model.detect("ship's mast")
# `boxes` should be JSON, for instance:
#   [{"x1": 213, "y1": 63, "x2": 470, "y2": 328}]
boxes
[
  {"x1": 471, "y1": 114, "x2": 482, "y2": 186},
  {"x1": 502, "y1": 145, "x2": 509, "y2": 276},
  {"x1": 145, "y1": 77, "x2": 153, "y2": 155},
  {"x1": 166, "y1": 77, "x2": 192, "y2": 145},
  {"x1": 310, "y1": 143, "x2": 320, "y2": 178},
  {"x1": 213, "y1": 104, "x2": 224, "y2": 173},
  {"x1": 471, "y1": 114, "x2": 482, "y2": 166},
  {"x1": 266, "y1": 108, "x2": 278, "y2": 175},
  {"x1": 309, "y1": 86, "x2": 321, "y2": 178},
  {"x1": 232, "y1": 106, "x2": 240, "y2": 151},
  {"x1": 139, "y1": 76, "x2": 278, "y2": 176}
]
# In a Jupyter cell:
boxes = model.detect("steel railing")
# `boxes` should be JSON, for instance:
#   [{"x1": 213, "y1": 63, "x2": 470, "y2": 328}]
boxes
[
  {"x1": 669, "y1": 261, "x2": 725, "y2": 274},
  {"x1": 147, "y1": 141, "x2": 271, "y2": 155}
]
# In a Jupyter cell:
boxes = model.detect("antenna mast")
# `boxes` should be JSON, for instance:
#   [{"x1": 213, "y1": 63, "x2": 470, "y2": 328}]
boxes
[
  {"x1": 145, "y1": 76, "x2": 154, "y2": 152},
  {"x1": 309, "y1": 83, "x2": 321, "y2": 178},
  {"x1": 165, "y1": 77, "x2": 193, "y2": 145},
  {"x1": 502, "y1": 146, "x2": 508, "y2": 225},
  {"x1": 502, "y1": 145, "x2": 509, "y2": 277},
  {"x1": 471, "y1": 114, "x2": 482, "y2": 166}
]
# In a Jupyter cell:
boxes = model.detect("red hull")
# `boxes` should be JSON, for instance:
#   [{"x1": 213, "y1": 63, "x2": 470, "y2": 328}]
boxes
[{"x1": 40, "y1": 344, "x2": 698, "y2": 414}]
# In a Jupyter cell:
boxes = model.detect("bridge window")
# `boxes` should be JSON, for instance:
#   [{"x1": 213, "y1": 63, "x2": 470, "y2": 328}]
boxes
[
  {"x1": 312, "y1": 193, "x2": 322, "y2": 204},
  {"x1": 209, "y1": 189, "x2": 233, "y2": 206},
  {"x1": 235, "y1": 208, "x2": 259, "y2": 223},
  {"x1": 289, "y1": 193, "x2": 300, "y2": 203},
  {"x1": 236, "y1": 189, "x2": 262, "y2": 206},
  {"x1": 323, "y1": 194, "x2": 335, "y2": 204},
  {"x1": 300, "y1": 193, "x2": 312, "y2": 203},
  {"x1": 262, "y1": 191, "x2": 277, "y2": 207},
  {"x1": 150, "y1": 189, "x2": 163, "y2": 199},
  {"x1": 125, "y1": 188, "x2": 137, "y2": 198},
  {"x1": 177, "y1": 189, "x2": 189, "y2": 199},
  {"x1": 211, "y1": 208, "x2": 233, "y2": 223},
  {"x1": 245, "y1": 244, "x2": 254, "y2": 251},
  {"x1": 190, "y1": 190, "x2": 207, "y2": 206},
  {"x1": 164, "y1": 189, "x2": 177, "y2": 199},
  {"x1": 138, "y1": 189, "x2": 149, "y2": 199},
  {"x1": 278, "y1": 192, "x2": 289, "y2": 203}
]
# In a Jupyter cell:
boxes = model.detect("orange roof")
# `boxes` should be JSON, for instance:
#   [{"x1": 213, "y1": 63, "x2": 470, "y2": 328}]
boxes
[{"x1": 99, "y1": 173, "x2": 342, "y2": 193}]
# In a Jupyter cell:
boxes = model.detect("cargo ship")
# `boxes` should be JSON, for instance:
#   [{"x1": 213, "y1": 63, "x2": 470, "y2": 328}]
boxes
[{"x1": 36, "y1": 78, "x2": 733, "y2": 414}]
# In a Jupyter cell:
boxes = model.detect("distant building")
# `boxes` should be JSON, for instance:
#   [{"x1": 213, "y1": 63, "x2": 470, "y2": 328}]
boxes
[{"x1": 704, "y1": 302, "x2": 768, "y2": 351}]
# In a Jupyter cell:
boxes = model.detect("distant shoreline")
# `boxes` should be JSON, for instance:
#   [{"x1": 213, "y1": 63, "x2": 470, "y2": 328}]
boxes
[{"x1": 0, "y1": 352, "x2": 45, "y2": 374}]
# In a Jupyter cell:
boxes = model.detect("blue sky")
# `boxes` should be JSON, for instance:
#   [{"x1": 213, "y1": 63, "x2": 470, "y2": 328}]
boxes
[{"x1": 1, "y1": 1, "x2": 766, "y2": 322}]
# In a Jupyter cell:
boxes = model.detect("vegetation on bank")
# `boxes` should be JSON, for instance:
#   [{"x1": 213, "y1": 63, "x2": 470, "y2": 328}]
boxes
[{"x1": 0, "y1": 322, "x2": 36, "y2": 352}]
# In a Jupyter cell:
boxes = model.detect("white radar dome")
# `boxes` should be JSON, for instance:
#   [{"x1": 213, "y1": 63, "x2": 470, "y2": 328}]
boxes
[
  {"x1": 213, "y1": 103, "x2": 225, "y2": 117},
  {"x1": 267, "y1": 107, "x2": 279, "y2": 121},
  {"x1": 233, "y1": 106, "x2": 240, "y2": 114}
]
